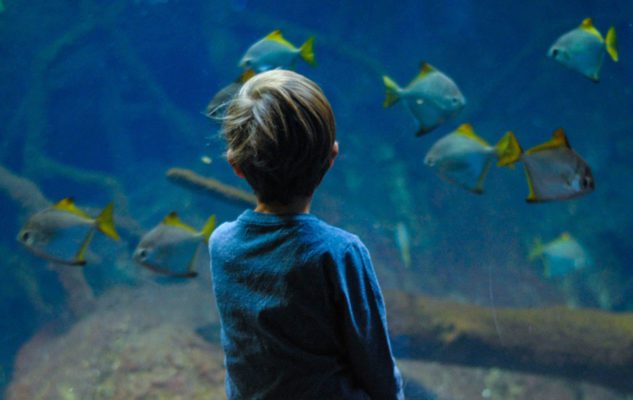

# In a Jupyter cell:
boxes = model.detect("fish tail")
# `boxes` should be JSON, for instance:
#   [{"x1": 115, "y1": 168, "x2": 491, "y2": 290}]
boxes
[
  {"x1": 606, "y1": 26, "x2": 618, "y2": 62},
  {"x1": 201, "y1": 215, "x2": 217, "y2": 242},
  {"x1": 528, "y1": 238, "x2": 543, "y2": 261},
  {"x1": 299, "y1": 36, "x2": 316, "y2": 66},
  {"x1": 383, "y1": 75, "x2": 401, "y2": 107},
  {"x1": 495, "y1": 131, "x2": 522, "y2": 167},
  {"x1": 95, "y1": 203, "x2": 120, "y2": 241}
]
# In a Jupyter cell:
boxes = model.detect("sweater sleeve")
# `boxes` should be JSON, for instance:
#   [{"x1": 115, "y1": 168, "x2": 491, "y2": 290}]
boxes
[{"x1": 333, "y1": 240, "x2": 404, "y2": 400}]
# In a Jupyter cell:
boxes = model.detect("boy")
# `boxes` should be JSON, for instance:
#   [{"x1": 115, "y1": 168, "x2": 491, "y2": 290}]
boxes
[{"x1": 210, "y1": 69, "x2": 404, "y2": 399}]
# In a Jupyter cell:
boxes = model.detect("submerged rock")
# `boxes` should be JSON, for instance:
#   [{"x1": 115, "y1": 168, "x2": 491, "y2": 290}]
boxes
[
  {"x1": 6, "y1": 280, "x2": 630, "y2": 399},
  {"x1": 6, "y1": 282, "x2": 225, "y2": 400}
]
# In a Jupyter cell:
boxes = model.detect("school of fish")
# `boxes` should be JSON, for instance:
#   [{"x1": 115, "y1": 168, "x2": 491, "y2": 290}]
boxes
[{"x1": 18, "y1": 19, "x2": 618, "y2": 276}]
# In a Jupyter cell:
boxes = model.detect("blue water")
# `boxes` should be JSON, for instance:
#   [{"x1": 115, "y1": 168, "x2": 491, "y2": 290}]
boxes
[{"x1": 1, "y1": 0, "x2": 632, "y2": 398}]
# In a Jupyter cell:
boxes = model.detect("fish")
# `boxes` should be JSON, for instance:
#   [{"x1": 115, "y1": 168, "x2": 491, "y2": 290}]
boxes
[
  {"x1": 17, "y1": 198, "x2": 120, "y2": 266},
  {"x1": 395, "y1": 222, "x2": 411, "y2": 269},
  {"x1": 133, "y1": 212, "x2": 216, "y2": 278},
  {"x1": 238, "y1": 30, "x2": 315, "y2": 73},
  {"x1": 424, "y1": 123, "x2": 521, "y2": 193},
  {"x1": 205, "y1": 69, "x2": 255, "y2": 120},
  {"x1": 529, "y1": 233, "x2": 590, "y2": 278},
  {"x1": 518, "y1": 128, "x2": 594, "y2": 202},
  {"x1": 548, "y1": 18, "x2": 618, "y2": 82},
  {"x1": 383, "y1": 63, "x2": 466, "y2": 136}
]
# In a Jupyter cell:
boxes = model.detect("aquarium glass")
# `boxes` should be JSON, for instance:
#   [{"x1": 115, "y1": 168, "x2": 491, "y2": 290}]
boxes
[{"x1": 1, "y1": 1, "x2": 632, "y2": 399}]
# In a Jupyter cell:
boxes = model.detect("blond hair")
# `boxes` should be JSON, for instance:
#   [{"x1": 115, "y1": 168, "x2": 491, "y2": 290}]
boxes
[{"x1": 222, "y1": 70, "x2": 336, "y2": 204}]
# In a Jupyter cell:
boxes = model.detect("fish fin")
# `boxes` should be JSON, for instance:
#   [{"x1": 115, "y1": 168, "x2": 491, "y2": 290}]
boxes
[
  {"x1": 552, "y1": 128, "x2": 571, "y2": 147},
  {"x1": 265, "y1": 29, "x2": 284, "y2": 41},
  {"x1": 186, "y1": 243, "x2": 203, "y2": 277},
  {"x1": 95, "y1": 203, "x2": 120, "y2": 241},
  {"x1": 581, "y1": 18, "x2": 593, "y2": 28},
  {"x1": 528, "y1": 237, "x2": 543, "y2": 261},
  {"x1": 200, "y1": 215, "x2": 216, "y2": 241},
  {"x1": 416, "y1": 125, "x2": 435, "y2": 137},
  {"x1": 413, "y1": 62, "x2": 435, "y2": 82},
  {"x1": 456, "y1": 123, "x2": 490, "y2": 147},
  {"x1": 606, "y1": 26, "x2": 618, "y2": 62},
  {"x1": 526, "y1": 128, "x2": 570, "y2": 155},
  {"x1": 523, "y1": 165, "x2": 538, "y2": 203},
  {"x1": 382, "y1": 75, "x2": 401, "y2": 107},
  {"x1": 299, "y1": 36, "x2": 316, "y2": 66},
  {"x1": 264, "y1": 29, "x2": 294, "y2": 48},
  {"x1": 471, "y1": 179, "x2": 486, "y2": 194},
  {"x1": 543, "y1": 262, "x2": 552, "y2": 279},
  {"x1": 495, "y1": 131, "x2": 523, "y2": 167},
  {"x1": 580, "y1": 18, "x2": 603, "y2": 41},
  {"x1": 163, "y1": 211, "x2": 197, "y2": 234},
  {"x1": 560, "y1": 232, "x2": 572, "y2": 241},
  {"x1": 53, "y1": 198, "x2": 92, "y2": 219},
  {"x1": 473, "y1": 157, "x2": 495, "y2": 194},
  {"x1": 74, "y1": 229, "x2": 96, "y2": 265},
  {"x1": 238, "y1": 68, "x2": 256, "y2": 83}
]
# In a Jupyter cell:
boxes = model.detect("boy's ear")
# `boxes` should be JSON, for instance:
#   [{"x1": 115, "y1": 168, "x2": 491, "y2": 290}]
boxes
[
  {"x1": 231, "y1": 163, "x2": 245, "y2": 179},
  {"x1": 329, "y1": 141, "x2": 339, "y2": 168},
  {"x1": 227, "y1": 150, "x2": 245, "y2": 178}
]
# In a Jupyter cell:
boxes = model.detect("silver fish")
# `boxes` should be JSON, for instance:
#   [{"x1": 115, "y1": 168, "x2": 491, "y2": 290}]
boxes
[
  {"x1": 520, "y1": 129, "x2": 594, "y2": 202},
  {"x1": 239, "y1": 30, "x2": 315, "y2": 73},
  {"x1": 424, "y1": 124, "x2": 521, "y2": 193},
  {"x1": 383, "y1": 63, "x2": 466, "y2": 136},
  {"x1": 529, "y1": 233, "x2": 590, "y2": 278},
  {"x1": 17, "y1": 198, "x2": 119, "y2": 266},
  {"x1": 133, "y1": 212, "x2": 215, "y2": 278},
  {"x1": 548, "y1": 18, "x2": 618, "y2": 82}
]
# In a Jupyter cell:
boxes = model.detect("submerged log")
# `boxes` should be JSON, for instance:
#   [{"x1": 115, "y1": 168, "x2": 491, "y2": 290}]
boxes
[
  {"x1": 385, "y1": 291, "x2": 633, "y2": 393},
  {"x1": 0, "y1": 166, "x2": 50, "y2": 214},
  {"x1": 166, "y1": 167, "x2": 257, "y2": 207}
]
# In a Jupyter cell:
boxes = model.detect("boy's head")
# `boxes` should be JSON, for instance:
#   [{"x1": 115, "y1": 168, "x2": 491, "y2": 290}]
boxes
[{"x1": 222, "y1": 69, "x2": 337, "y2": 205}]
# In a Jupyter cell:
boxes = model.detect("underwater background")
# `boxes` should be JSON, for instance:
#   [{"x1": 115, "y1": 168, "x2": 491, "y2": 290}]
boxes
[{"x1": 1, "y1": 0, "x2": 632, "y2": 399}]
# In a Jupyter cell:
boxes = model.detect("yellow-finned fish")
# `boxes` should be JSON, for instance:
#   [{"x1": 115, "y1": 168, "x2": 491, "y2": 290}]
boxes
[
  {"x1": 133, "y1": 212, "x2": 216, "y2": 278},
  {"x1": 383, "y1": 62, "x2": 466, "y2": 136},
  {"x1": 205, "y1": 69, "x2": 256, "y2": 120},
  {"x1": 518, "y1": 128, "x2": 594, "y2": 202},
  {"x1": 17, "y1": 198, "x2": 120, "y2": 266},
  {"x1": 548, "y1": 18, "x2": 618, "y2": 82},
  {"x1": 529, "y1": 233, "x2": 590, "y2": 278},
  {"x1": 424, "y1": 123, "x2": 521, "y2": 193},
  {"x1": 239, "y1": 30, "x2": 315, "y2": 73}
]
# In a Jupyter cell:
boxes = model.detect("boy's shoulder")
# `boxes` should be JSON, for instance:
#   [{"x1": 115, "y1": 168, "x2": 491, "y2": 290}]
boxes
[
  {"x1": 312, "y1": 218, "x2": 363, "y2": 248},
  {"x1": 210, "y1": 211, "x2": 365, "y2": 253}
]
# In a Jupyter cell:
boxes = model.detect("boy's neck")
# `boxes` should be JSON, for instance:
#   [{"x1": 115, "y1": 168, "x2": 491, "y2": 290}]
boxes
[{"x1": 255, "y1": 197, "x2": 312, "y2": 214}]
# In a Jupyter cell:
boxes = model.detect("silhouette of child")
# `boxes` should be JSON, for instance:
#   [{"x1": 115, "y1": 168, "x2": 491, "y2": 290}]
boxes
[{"x1": 210, "y1": 69, "x2": 404, "y2": 399}]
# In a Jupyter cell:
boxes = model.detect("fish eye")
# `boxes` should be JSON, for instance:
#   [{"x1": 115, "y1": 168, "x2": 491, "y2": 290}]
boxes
[
  {"x1": 136, "y1": 248, "x2": 148, "y2": 260},
  {"x1": 20, "y1": 231, "x2": 30, "y2": 243},
  {"x1": 552, "y1": 49, "x2": 559, "y2": 57}
]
